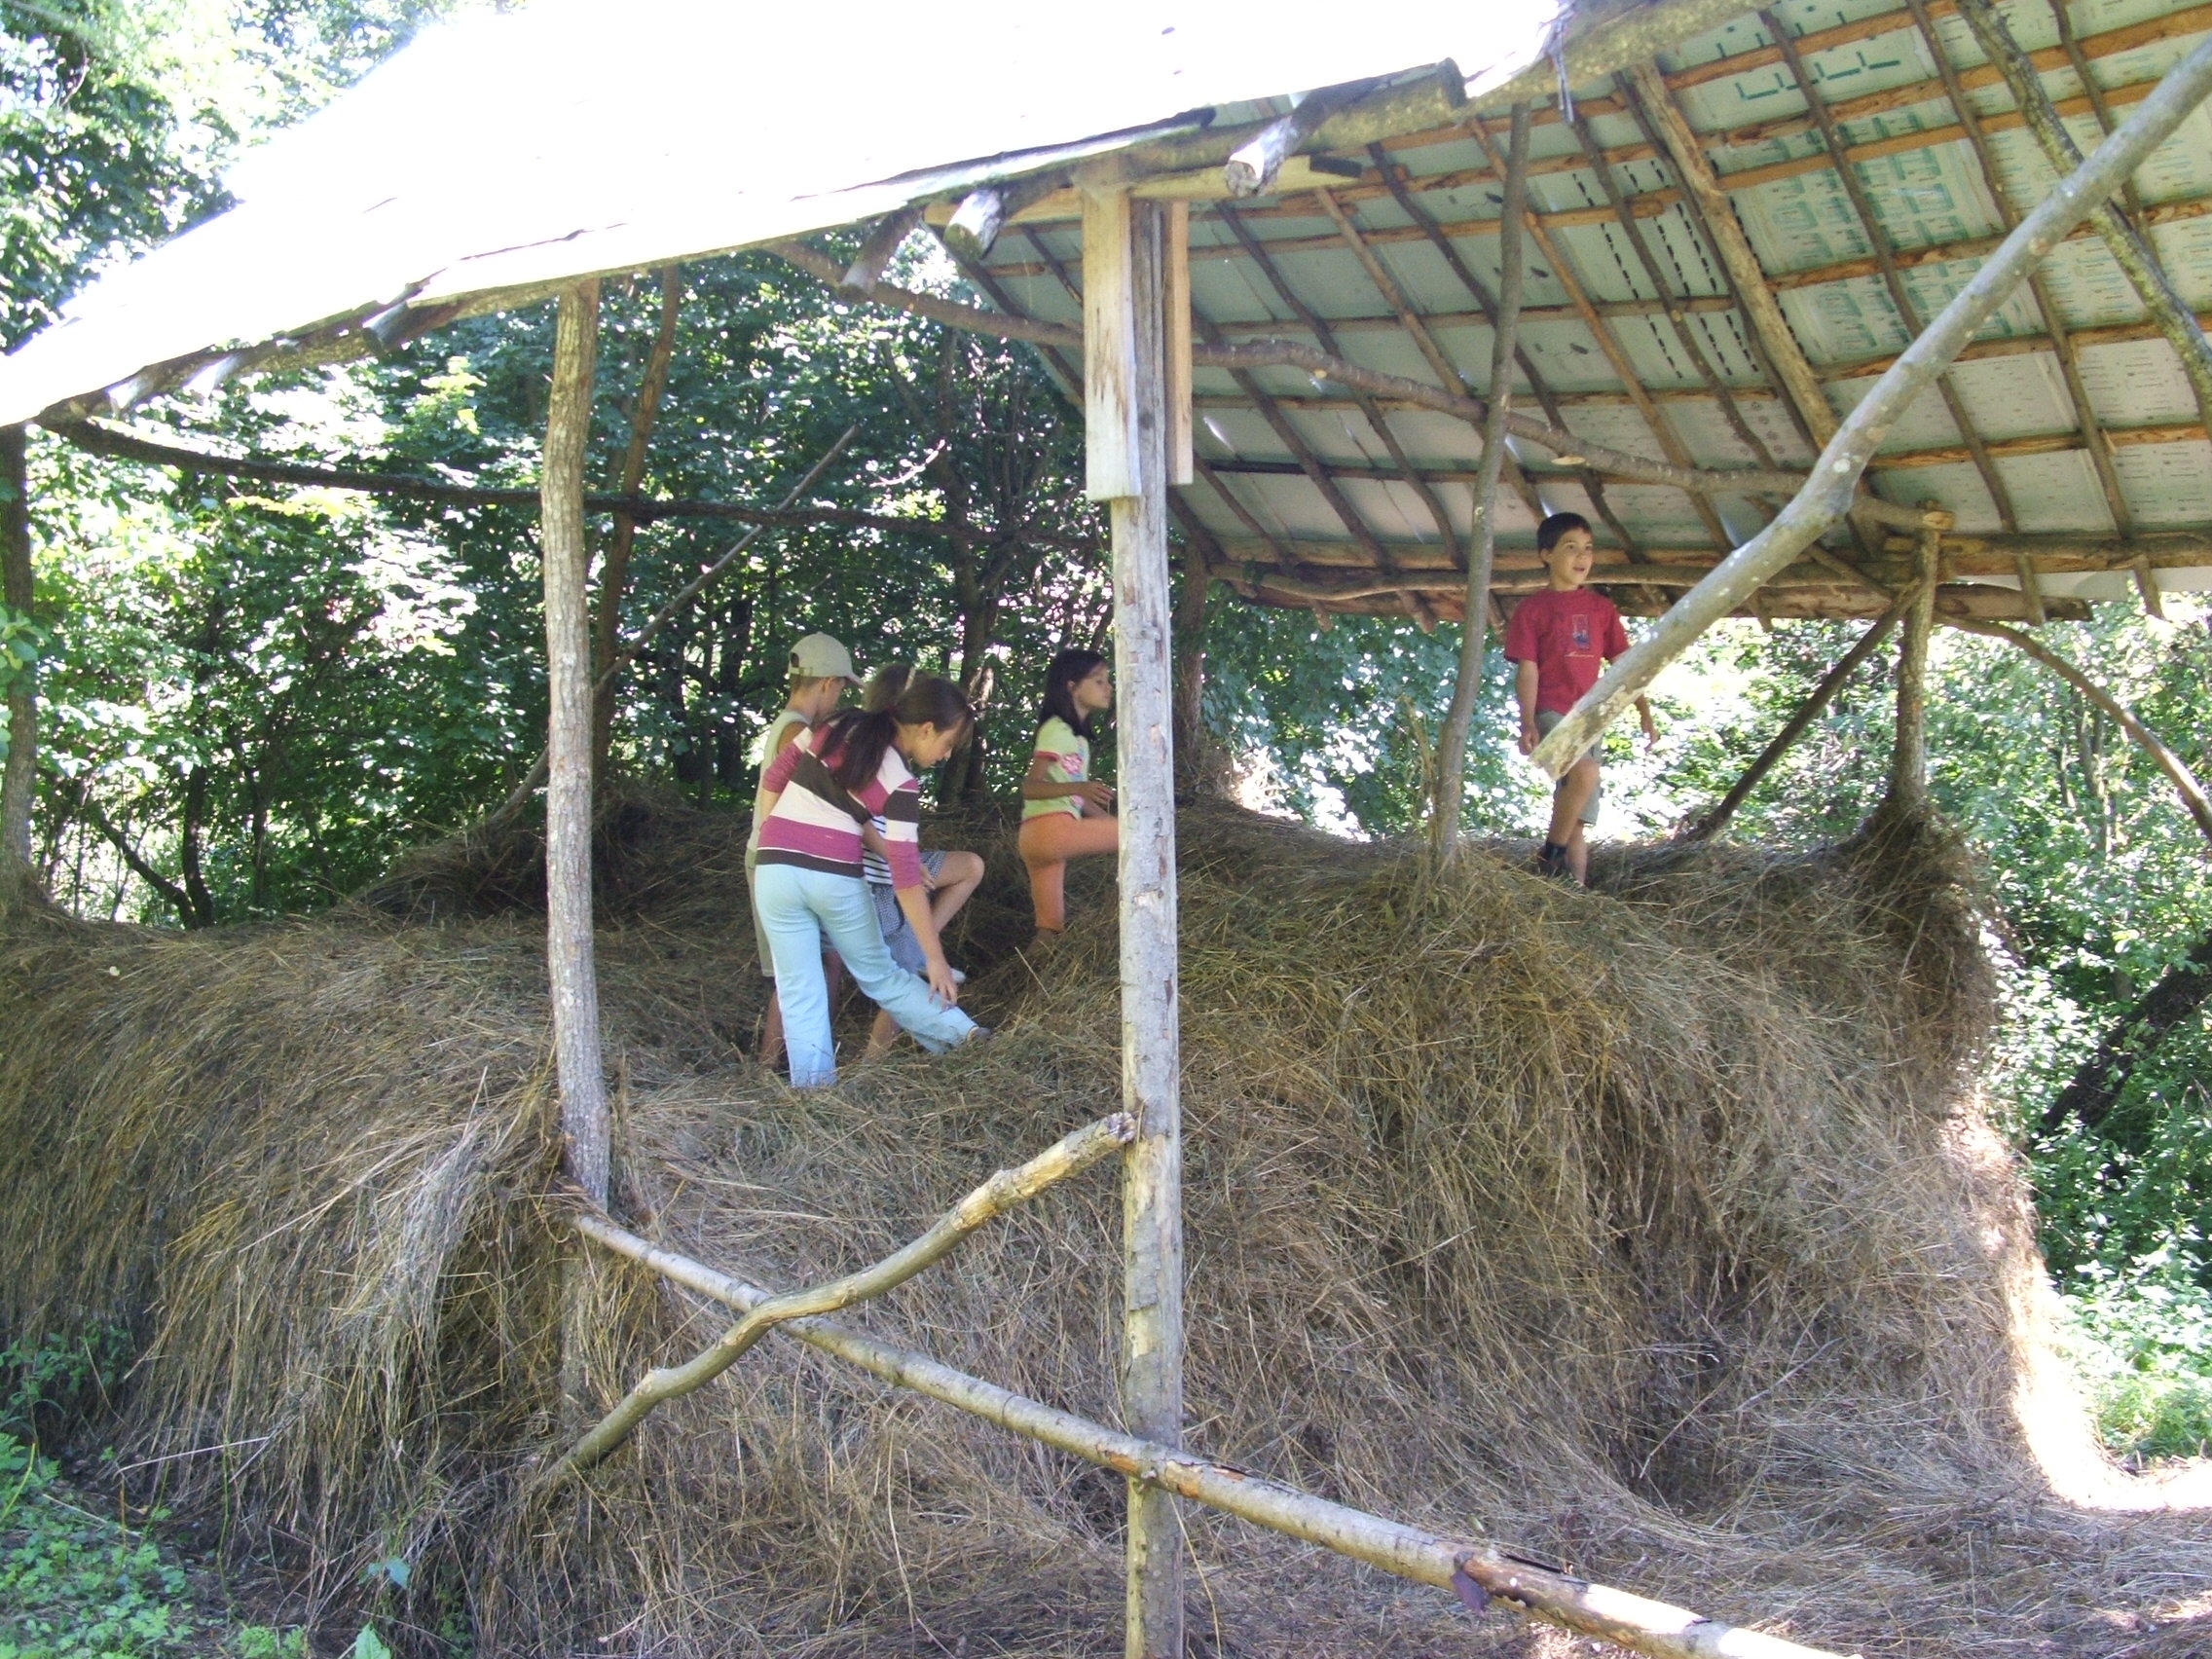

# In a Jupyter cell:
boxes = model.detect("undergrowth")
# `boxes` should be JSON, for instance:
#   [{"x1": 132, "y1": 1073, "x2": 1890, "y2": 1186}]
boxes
[{"x1": 0, "y1": 1432, "x2": 308, "y2": 1659}]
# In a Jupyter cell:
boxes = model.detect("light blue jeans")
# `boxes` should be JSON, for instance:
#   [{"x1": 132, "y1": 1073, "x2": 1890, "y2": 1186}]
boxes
[{"x1": 754, "y1": 862, "x2": 977, "y2": 1088}]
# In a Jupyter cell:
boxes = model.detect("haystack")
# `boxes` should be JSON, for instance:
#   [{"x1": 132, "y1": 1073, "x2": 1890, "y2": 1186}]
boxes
[{"x1": 1, "y1": 802, "x2": 2205, "y2": 1657}]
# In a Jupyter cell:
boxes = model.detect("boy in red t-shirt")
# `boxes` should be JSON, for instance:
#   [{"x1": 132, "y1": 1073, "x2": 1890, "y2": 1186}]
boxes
[{"x1": 1504, "y1": 513, "x2": 1656, "y2": 884}]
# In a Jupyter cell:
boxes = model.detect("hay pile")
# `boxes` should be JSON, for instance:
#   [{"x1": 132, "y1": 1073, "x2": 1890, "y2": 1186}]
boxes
[{"x1": 1, "y1": 798, "x2": 2205, "y2": 1658}]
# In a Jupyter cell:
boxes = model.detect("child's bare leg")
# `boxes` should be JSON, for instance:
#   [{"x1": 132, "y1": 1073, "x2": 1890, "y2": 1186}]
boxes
[
  {"x1": 759, "y1": 992, "x2": 787, "y2": 1066},
  {"x1": 1556, "y1": 757, "x2": 1600, "y2": 884},
  {"x1": 930, "y1": 851, "x2": 985, "y2": 933},
  {"x1": 867, "y1": 1008, "x2": 900, "y2": 1056},
  {"x1": 1566, "y1": 821, "x2": 1591, "y2": 885},
  {"x1": 1550, "y1": 757, "x2": 1600, "y2": 843}
]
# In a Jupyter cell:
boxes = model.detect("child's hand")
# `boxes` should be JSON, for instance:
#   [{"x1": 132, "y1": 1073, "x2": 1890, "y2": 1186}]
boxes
[
  {"x1": 926, "y1": 956, "x2": 961, "y2": 1007},
  {"x1": 1518, "y1": 718, "x2": 1539, "y2": 756},
  {"x1": 1077, "y1": 781, "x2": 1117, "y2": 813}
]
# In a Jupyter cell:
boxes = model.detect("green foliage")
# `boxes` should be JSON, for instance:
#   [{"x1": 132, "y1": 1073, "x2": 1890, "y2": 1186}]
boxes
[
  {"x1": 0, "y1": 1330, "x2": 130, "y2": 1446},
  {"x1": 0, "y1": 1431, "x2": 309, "y2": 1659},
  {"x1": 2060, "y1": 1252, "x2": 2212, "y2": 1463}
]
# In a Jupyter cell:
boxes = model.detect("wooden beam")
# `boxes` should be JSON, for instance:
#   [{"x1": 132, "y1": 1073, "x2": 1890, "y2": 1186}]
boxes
[
  {"x1": 1679, "y1": 593, "x2": 1914, "y2": 842},
  {"x1": 1224, "y1": 78, "x2": 1381, "y2": 197},
  {"x1": 1624, "y1": 61, "x2": 1838, "y2": 448},
  {"x1": 1561, "y1": 111, "x2": 1781, "y2": 472},
  {"x1": 1901, "y1": 0, "x2": 2136, "y2": 542},
  {"x1": 1949, "y1": 616, "x2": 2212, "y2": 846},
  {"x1": 1530, "y1": 33, "x2": 2212, "y2": 779},
  {"x1": 556, "y1": 1114, "x2": 1135, "y2": 1476},
  {"x1": 841, "y1": 206, "x2": 924, "y2": 295},
  {"x1": 1953, "y1": 0, "x2": 2212, "y2": 438},
  {"x1": 1762, "y1": 11, "x2": 2020, "y2": 536},
  {"x1": 576, "y1": 1211, "x2": 1854, "y2": 1659},
  {"x1": 542, "y1": 281, "x2": 608, "y2": 1207},
  {"x1": 1433, "y1": 103, "x2": 1529, "y2": 857},
  {"x1": 1083, "y1": 186, "x2": 1185, "y2": 1659},
  {"x1": 1890, "y1": 524, "x2": 1939, "y2": 807}
]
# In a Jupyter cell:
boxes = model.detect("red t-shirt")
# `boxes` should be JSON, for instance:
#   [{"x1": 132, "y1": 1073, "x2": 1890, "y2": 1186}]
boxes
[{"x1": 1503, "y1": 587, "x2": 1631, "y2": 717}]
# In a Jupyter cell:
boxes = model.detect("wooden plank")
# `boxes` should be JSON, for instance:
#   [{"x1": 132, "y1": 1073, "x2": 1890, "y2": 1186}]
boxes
[
  {"x1": 1087, "y1": 188, "x2": 1186, "y2": 1659},
  {"x1": 1084, "y1": 190, "x2": 1141, "y2": 501},
  {"x1": 542, "y1": 281, "x2": 608, "y2": 1206}
]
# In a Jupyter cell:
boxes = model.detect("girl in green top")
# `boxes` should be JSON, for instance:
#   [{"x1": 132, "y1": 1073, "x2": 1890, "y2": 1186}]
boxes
[{"x1": 1017, "y1": 648, "x2": 1117, "y2": 940}]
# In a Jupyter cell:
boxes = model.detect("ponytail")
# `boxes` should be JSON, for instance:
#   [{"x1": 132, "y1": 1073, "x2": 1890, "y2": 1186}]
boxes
[{"x1": 818, "y1": 672, "x2": 972, "y2": 790}]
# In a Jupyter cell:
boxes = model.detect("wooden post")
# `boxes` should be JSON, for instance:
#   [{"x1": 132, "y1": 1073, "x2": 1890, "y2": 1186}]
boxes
[
  {"x1": 1890, "y1": 524, "x2": 1938, "y2": 808},
  {"x1": 1084, "y1": 184, "x2": 1184, "y2": 1659},
  {"x1": 1430, "y1": 102, "x2": 1529, "y2": 857},
  {"x1": 1678, "y1": 591, "x2": 1911, "y2": 843},
  {"x1": 0, "y1": 424, "x2": 36, "y2": 900},
  {"x1": 543, "y1": 282, "x2": 609, "y2": 1206}
]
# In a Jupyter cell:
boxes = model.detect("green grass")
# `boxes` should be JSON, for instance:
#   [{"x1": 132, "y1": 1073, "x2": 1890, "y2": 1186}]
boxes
[
  {"x1": 0, "y1": 1434, "x2": 309, "y2": 1659},
  {"x1": 2061, "y1": 1251, "x2": 2212, "y2": 1465}
]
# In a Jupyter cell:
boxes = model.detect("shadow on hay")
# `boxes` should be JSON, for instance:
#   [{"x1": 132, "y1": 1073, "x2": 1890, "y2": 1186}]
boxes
[{"x1": 1, "y1": 795, "x2": 2205, "y2": 1658}]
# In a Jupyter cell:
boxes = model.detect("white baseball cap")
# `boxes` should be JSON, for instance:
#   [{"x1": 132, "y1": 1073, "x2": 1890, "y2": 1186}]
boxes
[{"x1": 789, "y1": 632, "x2": 862, "y2": 682}]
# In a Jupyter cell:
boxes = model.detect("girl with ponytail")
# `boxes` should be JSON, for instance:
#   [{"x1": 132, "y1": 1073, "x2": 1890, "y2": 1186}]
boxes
[
  {"x1": 753, "y1": 672, "x2": 982, "y2": 1086},
  {"x1": 1017, "y1": 647, "x2": 1118, "y2": 941},
  {"x1": 856, "y1": 666, "x2": 986, "y2": 1056}
]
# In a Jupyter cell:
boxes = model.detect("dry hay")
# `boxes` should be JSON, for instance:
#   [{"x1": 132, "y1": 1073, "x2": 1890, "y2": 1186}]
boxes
[{"x1": 1, "y1": 796, "x2": 2206, "y2": 1658}]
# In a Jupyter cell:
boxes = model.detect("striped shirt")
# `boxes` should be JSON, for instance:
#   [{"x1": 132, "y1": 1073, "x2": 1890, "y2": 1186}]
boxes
[{"x1": 757, "y1": 726, "x2": 925, "y2": 889}]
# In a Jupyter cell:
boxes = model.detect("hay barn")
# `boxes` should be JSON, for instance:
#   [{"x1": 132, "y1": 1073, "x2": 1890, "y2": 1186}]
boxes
[{"x1": 3, "y1": 0, "x2": 2212, "y2": 1655}]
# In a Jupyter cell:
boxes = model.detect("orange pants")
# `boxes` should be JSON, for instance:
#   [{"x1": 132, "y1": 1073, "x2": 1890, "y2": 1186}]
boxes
[{"x1": 1017, "y1": 811, "x2": 1119, "y2": 933}]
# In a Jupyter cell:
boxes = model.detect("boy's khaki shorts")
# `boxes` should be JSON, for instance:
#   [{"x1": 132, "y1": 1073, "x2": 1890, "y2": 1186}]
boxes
[{"x1": 1535, "y1": 709, "x2": 1602, "y2": 826}]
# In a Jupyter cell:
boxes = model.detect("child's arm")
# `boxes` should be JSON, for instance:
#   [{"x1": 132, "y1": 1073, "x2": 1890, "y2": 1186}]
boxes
[
  {"x1": 1020, "y1": 750, "x2": 1114, "y2": 814},
  {"x1": 1514, "y1": 660, "x2": 1541, "y2": 756},
  {"x1": 1634, "y1": 693, "x2": 1658, "y2": 748}
]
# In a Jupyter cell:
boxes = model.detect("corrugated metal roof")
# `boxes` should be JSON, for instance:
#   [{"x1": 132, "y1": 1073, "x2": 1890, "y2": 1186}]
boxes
[{"x1": 4, "y1": 0, "x2": 2209, "y2": 622}]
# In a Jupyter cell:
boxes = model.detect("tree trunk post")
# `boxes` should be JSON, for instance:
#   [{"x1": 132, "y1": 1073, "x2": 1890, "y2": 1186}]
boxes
[
  {"x1": 1084, "y1": 183, "x2": 1184, "y2": 1659},
  {"x1": 1678, "y1": 590, "x2": 1911, "y2": 842},
  {"x1": 1170, "y1": 551, "x2": 1210, "y2": 796},
  {"x1": 1890, "y1": 523, "x2": 1938, "y2": 808},
  {"x1": 1430, "y1": 101, "x2": 1530, "y2": 855},
  {"x1": 0, "y1": 425, "x2": 36, "y2": 900},
  {"x1": 543, "y1": 282, "x2": 609, "y2": 1205}
]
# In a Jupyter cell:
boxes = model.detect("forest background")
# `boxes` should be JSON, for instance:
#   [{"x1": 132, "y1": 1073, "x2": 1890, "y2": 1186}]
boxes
[{"x1": 3, "y1": 0, "x2": 2209, "y2": 1500}]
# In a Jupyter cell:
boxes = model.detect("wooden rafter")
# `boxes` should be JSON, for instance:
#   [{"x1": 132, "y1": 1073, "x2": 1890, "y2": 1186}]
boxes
[
  {"x1": 1560, "y1": 111, "x2": 1780, "y2": 473},
  {"x1": 1466, "y1": 123, "x2": 1737, "y2": 553},
  {"x1": 1360, "y1": 140, "x2": 1643, "y2": 552},
  {"x1": 1624, "y1": 62, "x2": 1838, "y2": 449},
  {"x1": 1761, "y1": 11, "x2": 2020, "y2": 534},
  {"x1": 1215, "y1": 202, "x2": 1458, "y2": 623},
  {"x1": 1903, "y1": 0, "x2": 2135, "y2": 560},
  {"x1": 1954, "y1": 0, "x2": 2212, "y2": 436}
]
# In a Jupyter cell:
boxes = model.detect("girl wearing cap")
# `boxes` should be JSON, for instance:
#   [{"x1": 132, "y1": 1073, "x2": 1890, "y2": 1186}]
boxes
[
  {"x1": 1017, "y1": 648, "x2": 1118, "y2": 941},
  {"x1": 754, "y1": 672, "x2": 982, "y2": 1087},
  {"x1": 748, "y1": 634, "x2": 862, "y2": 1066}
]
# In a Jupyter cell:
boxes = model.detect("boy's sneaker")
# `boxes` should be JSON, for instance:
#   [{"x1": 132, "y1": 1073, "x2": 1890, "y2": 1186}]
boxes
[
  {"x1": 1535, "y1": 842, "x2": 1572, "y2": 881},
  {"x1": 950, "y1": 967, "x2": 968, "y2": 985}
]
